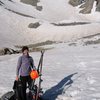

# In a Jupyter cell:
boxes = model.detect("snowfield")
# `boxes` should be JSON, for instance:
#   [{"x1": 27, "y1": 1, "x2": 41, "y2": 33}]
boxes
[{"x1": 0, "y1": 43, "x2": 100, "y2": 100}]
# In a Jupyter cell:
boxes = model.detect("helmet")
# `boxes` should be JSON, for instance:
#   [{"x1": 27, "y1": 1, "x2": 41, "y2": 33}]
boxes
[{"x1": 30, "y1": 70, "x2": 39, "y2": 80}]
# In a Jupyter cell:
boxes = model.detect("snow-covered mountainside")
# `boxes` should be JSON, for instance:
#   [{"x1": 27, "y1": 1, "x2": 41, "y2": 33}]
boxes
[
  {"x1": 0, "y1": 0, "x2": 100, "y2": 48},
  {"x1": 69, "y1": 0, "x2": 100, "y2": 14}
]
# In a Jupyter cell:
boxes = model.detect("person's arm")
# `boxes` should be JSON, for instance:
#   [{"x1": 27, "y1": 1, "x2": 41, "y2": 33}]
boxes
[
  {"x1": 30, "y1": 57, "x2": 36, "y2": 70},
  {"x1": 16, "y1": 57, "x2": 22, "y2": 80}
]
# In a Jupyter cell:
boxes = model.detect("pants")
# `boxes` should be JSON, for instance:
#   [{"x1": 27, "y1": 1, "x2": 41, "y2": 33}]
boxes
[{"x1": 20, "y1": 75, "x2": 32, "y2": 100}]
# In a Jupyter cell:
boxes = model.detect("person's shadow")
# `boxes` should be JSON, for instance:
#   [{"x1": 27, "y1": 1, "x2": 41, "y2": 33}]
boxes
[{"x1": 42, "y1": 72, "x2": 78, "y2": 100}]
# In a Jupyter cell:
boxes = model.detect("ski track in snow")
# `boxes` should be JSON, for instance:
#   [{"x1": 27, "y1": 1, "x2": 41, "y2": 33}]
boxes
[{"x1": 0, "y1": 43, "x2": 100, "y2": 100}]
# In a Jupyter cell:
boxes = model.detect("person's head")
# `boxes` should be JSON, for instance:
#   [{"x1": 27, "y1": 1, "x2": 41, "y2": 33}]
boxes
[{"x1": 22, "y1": 46, "x2": 29, "y2": 56}]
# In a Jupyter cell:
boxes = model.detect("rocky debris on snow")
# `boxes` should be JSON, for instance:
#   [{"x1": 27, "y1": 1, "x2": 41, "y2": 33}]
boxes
[
  {"x1": 82, "y1": 33, "x2": 100, "y2": 39},
  {"x1": 0, "y1": 41, "x2": 55, "y2": 56},
  {"x1": 0, "y1": 47, "x2": 51, "y2": 56},
  {"x1": 69, "y1": 0, "x2": 84, "y2": 6},
  {"x1": 68, "y1": 33, "x2": 100, "y2": 46},
  {"x1": 8, "y1": 0, "x2": 13, "y2": 2},
  {"x1": 69, "y1": 0, "x2": 100, "y2": 13},
  {"x1": 79, "y1": 0, "x2": 95, "y2": 14},
  {"x1": 36, "y1": 6, "x2": 42, "y2": 11},
  {"x1": 28, "y1": 22, "x2": 41, "y2": 28},
  {"x1": 68, "y1": 43, "x2": 77, "y2": 46},
  {"x1": 0, "y1": 1, "x2": 4, "y2": 6},
  {"x1": 15, "y1": 40, "x2": 56, "y2": 48},
  {"x1": 52, "y1": 22, "x2": 90, "y2": 26},
  {"x1": 96, "y1": 0, "x2": 100, "y2": 11},
  {"x1": 5, "y1": 8, "x2": 35, "y2": 18},
  {"x1": 21, "y1": 0, "x2": 39, "y2": 6},
  {"x1": 84, "y1": 39, "x2": 100, "y2": 45},
  {"x1": 81, "y1": 33, "x2": 100, "y2": 45},
  {"x1": 0, "y1": 48, "x2": 19, "y2": 55},
  {"x1": 15, "y1": 41, "x2": 56, "y2": 52},
  {"x1": 20, "y1": 0, "x2": 43, "y2": 11}
]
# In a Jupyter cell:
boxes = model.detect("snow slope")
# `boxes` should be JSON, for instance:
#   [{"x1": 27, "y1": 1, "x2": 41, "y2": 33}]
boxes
[
  {"x1": 0, "y1": 0, "x2": 100, "y2": 48},
  {"x1": 0, "y1": 43, "x2": 100, "y2": 100}
]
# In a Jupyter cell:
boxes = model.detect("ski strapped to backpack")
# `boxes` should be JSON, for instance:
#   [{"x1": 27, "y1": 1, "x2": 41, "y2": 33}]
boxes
[
  {"x1": 35, "y1": 50, "x2": 45, "y2": 100},
  {"x1": 30, "y1": 50, "x2": 45, "y2": 100}
]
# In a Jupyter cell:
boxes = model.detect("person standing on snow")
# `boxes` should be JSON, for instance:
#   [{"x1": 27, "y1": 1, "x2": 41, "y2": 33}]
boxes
[{"x1": 16, "y1": 46, "x2": 36, "y2": 100}]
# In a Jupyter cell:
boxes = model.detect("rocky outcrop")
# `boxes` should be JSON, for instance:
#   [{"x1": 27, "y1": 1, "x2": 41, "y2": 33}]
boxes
[
  {"x1": 21, "y1": 0, "x2": 39, "y2": 6},
  {"x1": 20, "y1": 0, "x2": 42, "y2": 11},
  {"x1": 69, "y1": 0, "x2": 100, "y2": 14},
  {"x1": 69, "y1": 0, "x2": 84, "y2": 6},
  {"x1": 52, "y1": 22, "x2": 90, "y2": 26},
  {"x1": 96, "y1": 0, "x2": 100, "y2": 11},
  {"x1": 79, "y1": 0, "x2": 95, "y2": 14},
  {"x1": 0, "y1": 48, "x2": 19, "y2": 55},
  {"x1": 0, "y1": 1, "x2": 4, "y2": 5},
  {"x1": 28, "y1": 22, "x2": 40, "y2": 28}
]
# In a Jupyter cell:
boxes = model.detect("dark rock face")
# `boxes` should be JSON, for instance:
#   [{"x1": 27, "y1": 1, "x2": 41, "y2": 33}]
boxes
[
  {"x1": 20, "y1": 0, "x2": 42, "y2": 11},
  {"x1": 52, "y1": 22, "x2": 90, "y2": 26},
  {"x1": 8, "y1": 0, "x2": 13, "y2": 2},
  {"x1": 69, "y1": 0, "x2": 100, "y2": 14},
  {"x1": 21, "y1": 0, "x2": 39, "y2": 6},
  {"x1": 79, "y1": 0, "x2": 95, "y2": 14},
  {"x1": 0, "y1": 48, "x2": 19, "y2": 55},
  {"x1": 28, "y1": 22, "x2": 41, "y2": 28},
  {"x1": 69, "y1": 0, "x2": 84, "y2": 6},
  {"x1": 96, "y1": 0, "x2": 100, "y2": 11},
  {"x1": 0, "y1": 1, "x2": 4, "y2": 6}
]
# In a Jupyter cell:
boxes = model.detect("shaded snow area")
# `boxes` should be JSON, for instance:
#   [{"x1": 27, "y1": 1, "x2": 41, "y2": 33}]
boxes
[
  {"x1": 0, "y1": 43, "x2": 100, "y2": 100},
  {"x1": 0, "y1": 0, "x2": 100, "y2": 48}
]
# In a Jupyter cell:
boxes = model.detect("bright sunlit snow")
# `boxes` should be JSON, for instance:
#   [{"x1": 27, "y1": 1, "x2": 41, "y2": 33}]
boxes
[{"x1": 0, "y1": 43, "x2": 100, "y2": 100}]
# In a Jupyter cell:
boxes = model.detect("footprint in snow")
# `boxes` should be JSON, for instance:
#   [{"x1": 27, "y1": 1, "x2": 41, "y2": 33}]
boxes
[{"x1": 86, "y1": 76, "x2": 96, "y2": 85}]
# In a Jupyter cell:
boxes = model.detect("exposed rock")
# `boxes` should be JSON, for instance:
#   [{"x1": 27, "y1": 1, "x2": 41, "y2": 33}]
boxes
[
  {"x1": 96, "y1": 0, "x2": 100, "y2": 11},
  {"x1": 69, "y1": 0, "x2": 84, "y2": 6},
  {"x1": 0, "y1": 1, "x2": 4, "y2": 5},
  {"x1": 5, "y1": 8, "x2": 35, "y2": 18},
  {"x1": 28, "y1": 22, "x2": 40, "y2": 28},
  {"x1": 82, "y1": 33, "x2": 100, "y2": 39},
  {"x1": 0, "y1": 49, "x2": 4, "y2": 55},
  {"x1": 68, "y1": 43, "x2": 77, "y2": 46},
  {"x1": 21, "y1": 0, "x2": 39, "y2": 6},
  {"x1": 0, "y1": 48, "x2": 19, "y2": 55},
  {"x1": 69, "y1": 0, "x2": 100, "y2": 13},
  {"x1": 8, "y1": 0, "x2": 13, "y2": 2},
  {"x1": 79, "y1": 0, "x2": 95, "y2": 14},
  {"x1": 79, "y1": 0, "x2": 88, "y2": 8},
  {"x1": 52, "y1": 22, "x2": 90, "y2": 26},
  {"x1": 20, "y1": 0, "x2": 43, "y2": 11},
  {"x1": 36, "y1": 6, "x2": 42, "y2": 11}
]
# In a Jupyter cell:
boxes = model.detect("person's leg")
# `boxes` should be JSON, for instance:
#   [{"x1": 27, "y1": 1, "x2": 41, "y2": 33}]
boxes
[
  {"x1": 27, "y1": 76, "x2": 33, "y2": 90},
  {"x1": 27, "y1": 76, "x2": 36, "y2": 99},
  {"x1": 20, "y1": 76, "x2": 27, "y2": 100}
]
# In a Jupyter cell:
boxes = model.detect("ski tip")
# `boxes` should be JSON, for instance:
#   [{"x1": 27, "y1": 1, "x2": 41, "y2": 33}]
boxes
[{"x1": 41, "y1": 50, "x2": 45, "y2": 54}]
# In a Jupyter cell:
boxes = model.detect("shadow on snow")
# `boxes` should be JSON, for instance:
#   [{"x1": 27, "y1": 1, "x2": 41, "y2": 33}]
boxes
[{"x1": 42, "y1": 72, "x2": 78, "y2": 100}]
